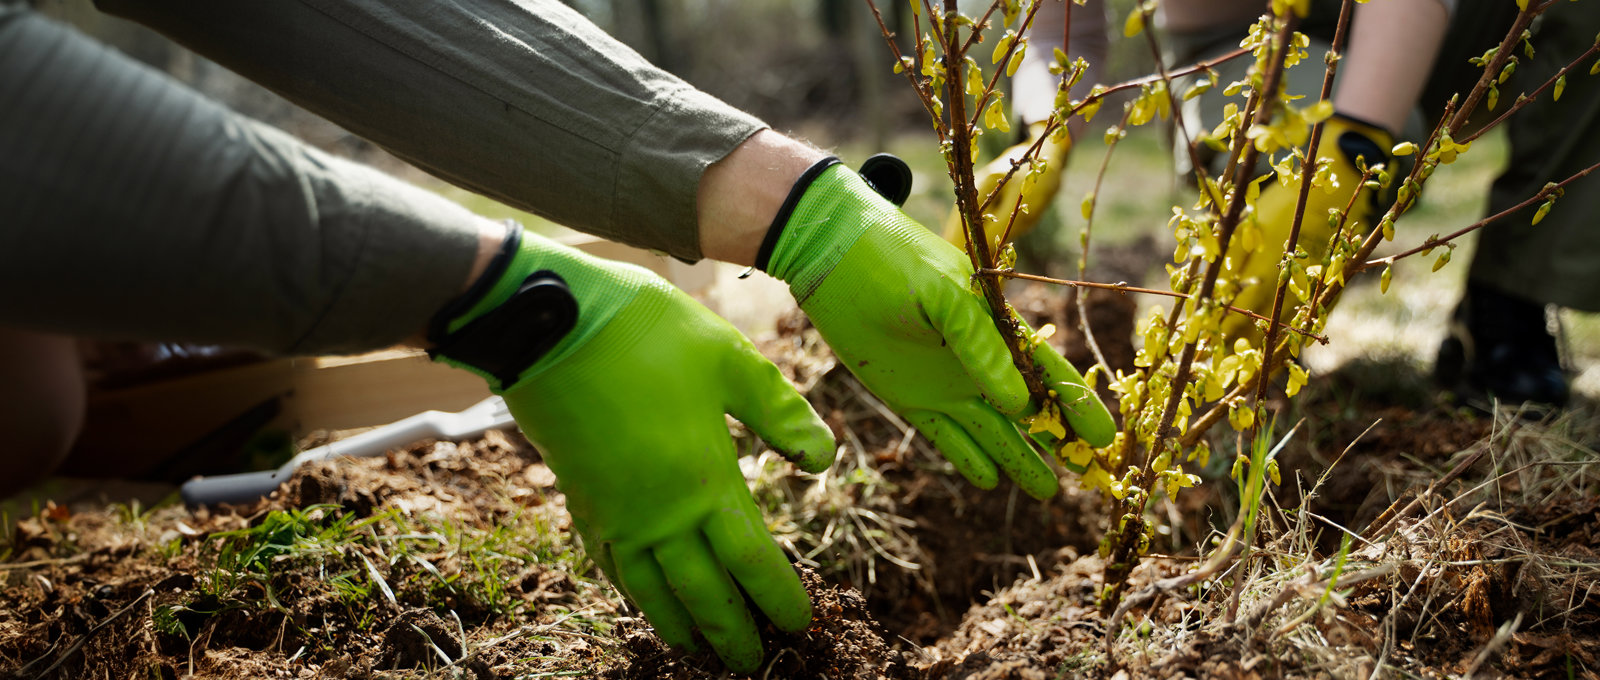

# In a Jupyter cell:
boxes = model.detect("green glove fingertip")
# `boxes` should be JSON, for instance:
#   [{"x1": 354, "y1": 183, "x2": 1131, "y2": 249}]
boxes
[
  {"x1": 654, "y1": 534, "x2": 765, "y2": 673},
  {"x1": 784, "y1": 433, "x2": 838, "y2": 475},
  {"x1": 993, "y1": 317, "x2": 1115, "y2": 448},
  {"x1": 724, "y1": 344, "x2": 836, "y2": 473},
  {"x1": 704, "y1": 503, "x2": 813, "y2": 633},
  {"x1": 910, "y1": 411, "x2": 1001, "y2": 490},
  {"x1": 1030, "y1": 341, "x2": 1116, "y2": 448},
  {"x1": 925, "y1": 280, "x2": 1032, "y2": 416}
]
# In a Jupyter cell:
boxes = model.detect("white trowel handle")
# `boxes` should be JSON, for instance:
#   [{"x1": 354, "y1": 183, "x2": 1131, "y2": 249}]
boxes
[{"x1": 181, "y1": 396, "x2": 515, "y2": 506}]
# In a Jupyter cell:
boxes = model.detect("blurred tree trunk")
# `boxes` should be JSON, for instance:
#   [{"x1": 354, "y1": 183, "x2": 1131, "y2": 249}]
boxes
[
  {"x1": 820, "y1": 0, "x2": 886, "y2": 149},
  {"x1": 851, "y1": 1, "x2": 887, "y2": 150},
  {"x1": 613, "y1": 0, "x2": 678, "y2": 75}
]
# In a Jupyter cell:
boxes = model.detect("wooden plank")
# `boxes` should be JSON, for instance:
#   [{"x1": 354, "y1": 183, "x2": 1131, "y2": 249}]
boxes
[
  {"x1": 280, "y1": 350, "x2": 492, "y2": 435},
  {"x1": 67, "y1": 359, "x2": 295, "y2": 476},
  {"x1": 67, "y1": 349, "x2": 494, "y2": 467}
]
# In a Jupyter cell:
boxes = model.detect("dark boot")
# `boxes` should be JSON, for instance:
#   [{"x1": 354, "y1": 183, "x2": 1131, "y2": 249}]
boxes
[{"x1": 1435, "y1": 281, "x2": 1570, "y2": 409}]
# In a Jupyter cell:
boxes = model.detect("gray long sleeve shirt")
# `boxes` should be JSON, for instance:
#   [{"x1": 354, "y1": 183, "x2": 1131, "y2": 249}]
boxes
[{"x1": 0, "y1": 0, "x2": 764, "y2": 354}]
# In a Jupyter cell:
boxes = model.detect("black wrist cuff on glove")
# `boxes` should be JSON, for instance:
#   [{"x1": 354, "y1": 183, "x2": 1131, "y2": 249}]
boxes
[
  {"x1": 753, "y1": 156, "x2": 840, "y2": 272},
  {"x1": 426, "y1": 223, "x2": 579, "y2": 388},
  {"x1": 1331, "y1": 113, "x2": 1393, "y2": 169},
  {"x1": 751, "y1": 154, "x2": 915, "y2": 272},
  {"x1": 427, "y1": 223, "x2": 523, "y2": 346}
]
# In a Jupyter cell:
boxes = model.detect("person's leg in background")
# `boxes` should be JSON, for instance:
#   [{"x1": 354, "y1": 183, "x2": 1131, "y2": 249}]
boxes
[
  {"x1": 0, "y1": 328, "x2": 86, "y2": 498},
  {"x1": 1429, "y1": 1, "x2": 1600, "y2": 408},
  {"x1": 1163, "y1": 1, "x2": 1354, "y2": 180}
]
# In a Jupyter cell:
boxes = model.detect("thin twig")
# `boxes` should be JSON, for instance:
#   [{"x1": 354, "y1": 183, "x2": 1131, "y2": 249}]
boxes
[
  {"x1": 937, "y1": 0, "x2": 1055, "y2": 413},
  {"x1": 22, "y1": 588, "x2": 154, "y2": 679},
  {"x1": 1255, "y1": 0, "x2": 1358, "y2": 410},
  {"x1": 1320, "y1": 1, "x2": 1548, "y2": 297},
  {"x1": 1175, "y1": 0, "x2": 1365, "y2": 455},
  {"x1": 921, "y1": 0, "x2": 945, "y2": 48},
  {"x1": 1461, "y1": 43, "x2": 1600, "y2": 144},
  {"x1": 978, "y1": 268, "x2": 1330, "y2": 343},
  {"x1": 1138, "y1": 2, "x2": 1217, "y2": 205},
  {"x1": 969, "y1": 1, "x2": 1044, "y2": 130},
  {"x1": 976, "y1": 48, "x2": 1251, "y2": 217},
  {"x1": 956, "y1": 0, "x2": 1002, "y2": 55},
  {"x1": 1358, "y1": 159, "x2": 1600, "y2": 269},
  {"x1": 1103, "y1": 11, "x2": 1299, "y2": 616},
  {"x1": 1446, "y1": 3, "x2": 1550, "y2": 134},
  {"x1": 1178, "y1": 109, "x2": 1450, "y2": 447},
  {"x1": 1071, "y1": 101, "x2": 1136, "y2": 374},
  {"x1": 863, "y1": 0, "x2": 949, "y2": 143}
]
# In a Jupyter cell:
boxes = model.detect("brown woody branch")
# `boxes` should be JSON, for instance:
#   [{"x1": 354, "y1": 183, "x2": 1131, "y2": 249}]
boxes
[
  {"x1": 1359, "y1": 159, "x2": 1600, "y2": 269},
  {"x1": 976, "y1": 47, "x2": 1251, "y2": 217},
  {"x1": 941, "y1": 0, "x2": 1053, "y2": 405},
  {"x1": 1461, "y1": 42, "x2": 1600, "y2": 144},
  {"x1": 1253, "y1": 0, "x2": 1358, "y2": 409},
  {"x1": 1101, "y1": 7, "x2": 1298, "y2": 620}
]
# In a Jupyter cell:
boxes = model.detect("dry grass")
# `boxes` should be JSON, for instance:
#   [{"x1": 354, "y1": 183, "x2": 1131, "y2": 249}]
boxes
[{"x1": 1123, "y1": 401, "x2": 1600, "y2": 678}]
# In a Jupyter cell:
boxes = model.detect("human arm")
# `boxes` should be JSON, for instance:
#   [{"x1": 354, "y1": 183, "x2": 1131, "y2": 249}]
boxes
[
  {"x1": 1, "y1": 10, "x2": 834, "y2": 671},
  {"x1": 1157, "y1": 0, "x2": 1450, "y2": 134},
  {"x1": 67, "y1": 0, "x2": 1110, "y2": 661},
  {"x1": 96, "y1": 0, "x2": 764, "y2": 262},
  {"x1": 0, "y1": 8, "x2": 491, "y2": 354},
  {"x1": 1334, "y1": 0, "x2": 1450, "y2": 135}
]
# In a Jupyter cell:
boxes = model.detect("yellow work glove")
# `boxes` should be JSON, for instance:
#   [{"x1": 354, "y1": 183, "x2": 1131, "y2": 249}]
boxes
[
  {"x1": 1222, "y1": 114, "x2": 1392, "y2": 342},
  {"x1": 942, "y1": 121, "x2": 1071, "y2": 252}
]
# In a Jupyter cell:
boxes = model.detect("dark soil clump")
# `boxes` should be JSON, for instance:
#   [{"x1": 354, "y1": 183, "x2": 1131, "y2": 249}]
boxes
[{"x1": 603, "y1": 568, "x2": 906, "y2": 679}]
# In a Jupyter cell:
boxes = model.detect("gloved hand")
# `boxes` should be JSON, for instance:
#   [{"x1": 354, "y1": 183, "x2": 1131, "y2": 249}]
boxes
[
  {"x1": 431, "y1": 228, "x2": 836, "y2": 673},
  {"x1": 1223, "y1": 114, "x2": 1392, "y2": 341},
  {"x1": 760, "y1": 160, "x2": 1115, "y2": 500},
  {"x1": 942, "y1": 121, "x2": 1071, "y2": 252}
]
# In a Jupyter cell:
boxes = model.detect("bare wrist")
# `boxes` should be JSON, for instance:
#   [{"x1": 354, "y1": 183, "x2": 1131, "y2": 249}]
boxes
[
  {"x1": 1332, "y1": 0, "x2": 1448, "y2": 135},
  {"x1": 464, "y1": 218, "x2": 511, "y2": 292},
  {"x1": 407, "y1": 218, "x2": 508, "y2": 348},
  {"x1": 697, "y1": 130, "x2": 828, "y2": 265}
]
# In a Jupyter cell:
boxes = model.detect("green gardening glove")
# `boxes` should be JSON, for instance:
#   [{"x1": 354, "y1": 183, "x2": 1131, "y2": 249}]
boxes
[
  {"x1": 431, "y1": 228, "x2": 836, "y2": 673},
  {"x1": 758, "y1": 159, "x2": 1116, "y2": 500}
]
